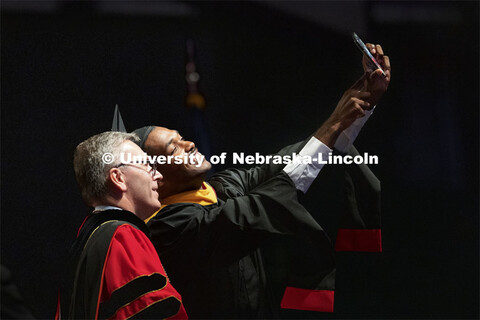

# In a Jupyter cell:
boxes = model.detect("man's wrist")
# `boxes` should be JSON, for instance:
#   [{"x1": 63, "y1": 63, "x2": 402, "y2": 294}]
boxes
[
  {"x1": 314, "y1": 120, "x2": 346, "y2": 148},
  {"x1": 333, "y1": 106, "x2": 375, "y2": 152}
]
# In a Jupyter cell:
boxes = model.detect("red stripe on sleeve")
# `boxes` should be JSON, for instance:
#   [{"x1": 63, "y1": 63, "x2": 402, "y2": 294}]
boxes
[
  {"x1": 112, "y1": 291, "x2": 185, "y2": 320},
  {"x1": 280, "y1": 287, "x2": 334, "y2": 312},
  {"x1": 100, "y1": 225, "x2": 187, "y2": 319},
  {"x1": 335, "y1": 228, "x2": 382, "y2": 252}
]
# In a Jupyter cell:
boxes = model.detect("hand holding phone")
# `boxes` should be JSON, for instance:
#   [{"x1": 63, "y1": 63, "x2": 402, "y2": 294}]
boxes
[{"x1": 352, "y1": 32, "x2": 386, "y2": 77}]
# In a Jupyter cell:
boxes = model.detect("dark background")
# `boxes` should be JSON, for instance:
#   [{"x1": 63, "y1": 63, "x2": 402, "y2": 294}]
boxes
[{"x1": 1, "y1": 1, "x2": 478, "y2": 319}]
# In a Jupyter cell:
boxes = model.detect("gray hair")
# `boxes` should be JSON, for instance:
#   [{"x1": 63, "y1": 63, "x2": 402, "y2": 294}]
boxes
[{"x1": 73, "y1": 131, "x2": 140, "y2": 205}]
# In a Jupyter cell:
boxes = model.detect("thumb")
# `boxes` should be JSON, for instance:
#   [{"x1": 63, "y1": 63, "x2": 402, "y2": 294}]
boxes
[{"x1": 369, "y1": 68, "x2": 384, "y2": 80}]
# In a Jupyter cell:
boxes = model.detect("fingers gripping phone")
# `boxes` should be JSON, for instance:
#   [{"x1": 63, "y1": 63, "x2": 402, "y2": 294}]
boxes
[{"x1": 352, "y1": 32, "x2": 386, "y2": 76}]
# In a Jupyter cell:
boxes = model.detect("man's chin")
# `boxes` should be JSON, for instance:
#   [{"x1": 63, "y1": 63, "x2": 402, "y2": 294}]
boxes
[
  {"x1": 188, "y1": 159, "x2": 211, "y2": 170},
  {"x1": 205, "y1": 161, "x2": 212, "y2": 171},
  {"x1": 185, "y1": 164, "x2": 211, "y2": 177}
]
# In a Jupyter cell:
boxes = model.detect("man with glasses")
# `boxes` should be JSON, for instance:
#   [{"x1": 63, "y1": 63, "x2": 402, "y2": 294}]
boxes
[{"x1": 65, "y1": 131, "x2": 187, "y2": 319}]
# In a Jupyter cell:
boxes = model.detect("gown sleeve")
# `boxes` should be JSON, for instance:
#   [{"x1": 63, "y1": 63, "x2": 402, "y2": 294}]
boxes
[
  {"x1": 98, "y1": 224, "x2": 188, "y2": 319},
  {"x1": 209, "y1": 140, "x2": 308, "y2": 196},
  {"x1": 148, "y1": 172, "x2": 334, "y2": 278}
]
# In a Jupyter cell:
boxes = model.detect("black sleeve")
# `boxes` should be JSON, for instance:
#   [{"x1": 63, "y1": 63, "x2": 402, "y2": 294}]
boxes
[
  {"x1": 209, "y1": 139, "x2": 309, "y2": 197},
  {"x1": 342, "y1": 145, "x2": 381, "y2": 228},
  {"x1": 148, "y1": 172, "x2": 330, "y2": 270}
]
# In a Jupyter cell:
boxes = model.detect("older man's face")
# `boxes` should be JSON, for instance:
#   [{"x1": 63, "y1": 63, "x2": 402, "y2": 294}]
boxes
[
  {"x1": 143, "y1": 127, "x2": 211, "y2": 198},
  {"x1": 118, "y1": 141, "x2": 162, "y2": 219}
]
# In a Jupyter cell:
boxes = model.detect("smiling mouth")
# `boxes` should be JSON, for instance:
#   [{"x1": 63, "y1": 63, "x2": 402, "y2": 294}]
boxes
[{"x1": 186, "y1": 149, "x2": 203, "y2": 165}]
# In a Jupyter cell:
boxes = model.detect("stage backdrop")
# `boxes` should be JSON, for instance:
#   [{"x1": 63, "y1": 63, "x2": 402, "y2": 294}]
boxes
[{"x1": 1, "y1": 2, "x2": 478, "y2": 318}]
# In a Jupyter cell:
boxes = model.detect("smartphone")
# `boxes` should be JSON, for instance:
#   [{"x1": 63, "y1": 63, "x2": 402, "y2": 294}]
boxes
[{"x1": 352, "y1": 32, "x2": 385, "y2": 76}]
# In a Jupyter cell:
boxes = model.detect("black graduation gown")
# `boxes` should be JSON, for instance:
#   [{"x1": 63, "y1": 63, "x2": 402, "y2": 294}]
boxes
[{"x1": 148, "y1": 140, "x2": 381, "y2": 318}]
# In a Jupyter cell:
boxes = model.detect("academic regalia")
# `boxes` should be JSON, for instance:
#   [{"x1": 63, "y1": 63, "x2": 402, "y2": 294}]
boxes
[
  {"x1": 147, "y1": 140, "x2": 381, "y2": 318},
  {"x1": 67, "y1": 209, "x2": 187, "y2": 319}
]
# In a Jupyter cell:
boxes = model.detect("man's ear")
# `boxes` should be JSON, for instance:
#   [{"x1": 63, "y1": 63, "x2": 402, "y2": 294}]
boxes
[{"x1": 108, "y1": 168, "x2": 128, "y2": 192}]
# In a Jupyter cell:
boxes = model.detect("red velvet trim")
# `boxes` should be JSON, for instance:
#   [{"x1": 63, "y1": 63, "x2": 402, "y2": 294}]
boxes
[
  {"x1": 335, "y1": 228, "x2": 382, "y2": 252},
  {"x1": 99, "y1": 225, "x2": 187, "y2": 319},
  {"x1": 112, "y1": 291, "x2": 187, "y2": 320},
  {"x1": 280, "y1": 287, "x2": 334, "y2": 312}
]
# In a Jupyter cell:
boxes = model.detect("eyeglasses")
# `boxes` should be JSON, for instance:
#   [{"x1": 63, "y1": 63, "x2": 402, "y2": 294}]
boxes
[{"x1": 116, "y1": 163, "x2": 158, "y2": 178}]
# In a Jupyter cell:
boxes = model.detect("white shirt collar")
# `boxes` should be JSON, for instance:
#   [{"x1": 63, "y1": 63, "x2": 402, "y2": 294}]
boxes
[{"x1": 93, "y1": 205, "x2": 122, "y2": 212}]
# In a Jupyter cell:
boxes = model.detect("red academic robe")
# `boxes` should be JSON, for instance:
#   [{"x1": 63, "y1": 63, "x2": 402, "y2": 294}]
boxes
[{"x1": 66, "y1": 210, "x2": 188, "y2": 319}]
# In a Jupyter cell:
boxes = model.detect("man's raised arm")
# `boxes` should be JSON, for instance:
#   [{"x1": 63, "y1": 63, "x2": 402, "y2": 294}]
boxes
[{"x1": 284, "y1": 43, "x2": 391, "y2": 193}]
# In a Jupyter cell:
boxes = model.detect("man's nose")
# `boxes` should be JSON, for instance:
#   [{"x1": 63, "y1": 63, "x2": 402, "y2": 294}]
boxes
[
  {"x1": 180, "y1": 140, "x2": 195, "y2": 152},
  {"x1": 153, "y1": 170, "x2": 163, "y2": 181}
]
